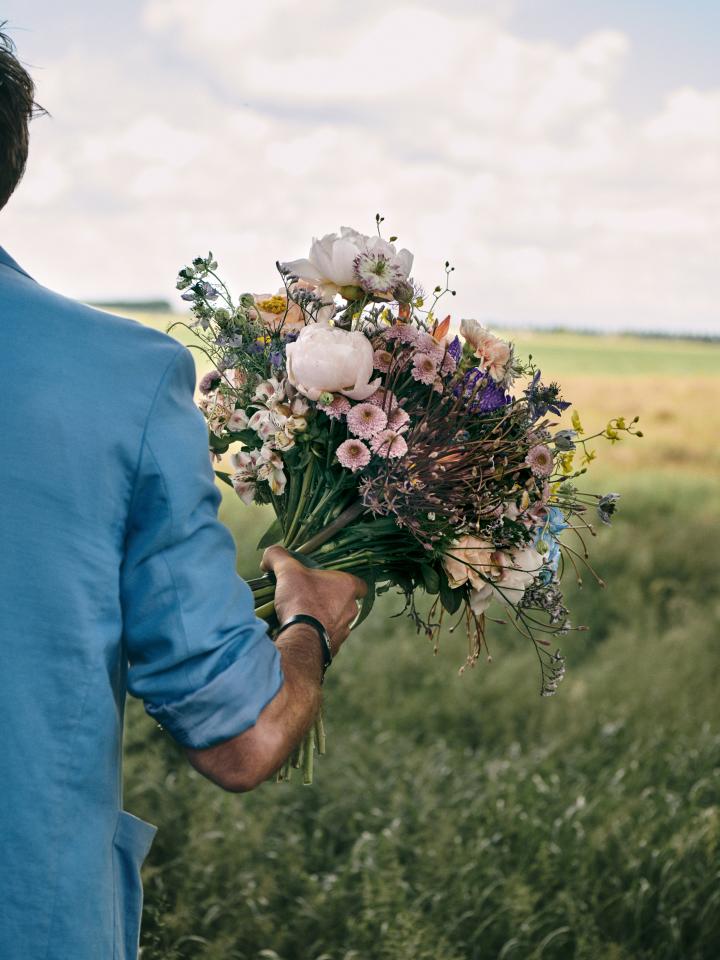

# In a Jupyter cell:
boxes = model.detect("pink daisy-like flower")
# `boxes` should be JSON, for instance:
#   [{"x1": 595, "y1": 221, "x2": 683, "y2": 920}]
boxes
[
  {"x1": 336, "y1": 438, "x2": 371, "y2": 472},
  {"x1": 373, "y1": 348, "x2": 394, "y2": 372},
  {"x1": 366, "y1": 387, "x2": 399, "y2": 411},
  {"x1": 383, "y1": 323, "x2": 418, "y2": 345},
  {"x1": 440, "y1": 350, "x2": 458, "y2": 376},
  {"x1": 388, "y1": 406, "x2": 410, "y2": 432},
  {"x1": 370, "y1": 429, "x2": 408, "y2": 459},
  {"x1": 416, "y1": 332, "x2": 445, "y2": 362},
  {"x1": 526, "y1": 444, "x2": 555, "y2": 477},
  {"x1": 347, "y1": 402, "x2": 388, "y2": 439},
  {"x1": 411, "y1": 352, "x2": 439, "y2": 385},
  {"x1": 318, "y1": 394, "x2": 351, "y2": 420}
]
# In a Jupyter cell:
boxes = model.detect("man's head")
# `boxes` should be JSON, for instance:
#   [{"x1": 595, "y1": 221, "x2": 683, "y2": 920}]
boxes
[{"x1": 0, "y1": 25, "x2": 41, "y2": 211}]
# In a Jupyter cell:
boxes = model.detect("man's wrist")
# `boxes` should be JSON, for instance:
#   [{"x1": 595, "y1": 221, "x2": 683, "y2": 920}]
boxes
[{"x1": 274, "y1": 622, "x2": 326, "y2": 686}]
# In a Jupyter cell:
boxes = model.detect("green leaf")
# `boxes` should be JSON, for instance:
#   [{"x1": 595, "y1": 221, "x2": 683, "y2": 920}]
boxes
[
  {"x1": 257, "y1": 517, "x2": 284, "y2": 550},
  {"x1": 353, "y1": 572, "x2": 376, "y2": 629},
  {"x1": 439, "y1": 569, "x2": 464, "y2": 614},
  {"x1": 214, "y1": 470, "x2": 234, "y2": 488},
  {"x1": 420, "y1": 564, "x2": 440, "y2": 594}
]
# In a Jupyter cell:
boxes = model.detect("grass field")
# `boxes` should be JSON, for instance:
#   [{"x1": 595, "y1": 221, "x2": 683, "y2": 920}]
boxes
[{"x1": 121, "y1": 314, "x2": 720, "y2": 960}]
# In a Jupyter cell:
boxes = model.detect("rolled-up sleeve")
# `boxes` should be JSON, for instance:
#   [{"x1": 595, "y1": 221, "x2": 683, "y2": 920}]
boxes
[{"x1": 120, "y1": 345, "x2": 283, "y2": 749}]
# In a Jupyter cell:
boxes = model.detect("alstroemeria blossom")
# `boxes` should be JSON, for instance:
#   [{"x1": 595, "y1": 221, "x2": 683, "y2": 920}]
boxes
[
  {"x1": 460, "y1": 320, "x2": 512, "y2": 382},
  {"x1": 285, "y1": 323, "x2": 381, "y2": 401}
]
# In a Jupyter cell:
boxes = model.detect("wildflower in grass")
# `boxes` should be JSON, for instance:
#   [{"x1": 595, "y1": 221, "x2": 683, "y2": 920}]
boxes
[
  {"x1": 526, "y1": 445, "x2": 555, "y2": 477},
  {"x1": 336, "y1": 438, "x2": 371, "y2": 472},
  {"x1": 347, "y1": 402, "x2": 388, "y2": 439}
]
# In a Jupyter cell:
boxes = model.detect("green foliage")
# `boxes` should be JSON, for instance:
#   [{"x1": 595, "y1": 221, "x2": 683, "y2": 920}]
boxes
[{"x1": 125, "y1": 477, "x2": 720, "y2": 960}]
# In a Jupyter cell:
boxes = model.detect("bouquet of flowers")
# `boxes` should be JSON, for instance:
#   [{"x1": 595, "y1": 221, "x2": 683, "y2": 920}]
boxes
[{"x1": 175, "y1": 217, "x2": 641, "y2": 783}]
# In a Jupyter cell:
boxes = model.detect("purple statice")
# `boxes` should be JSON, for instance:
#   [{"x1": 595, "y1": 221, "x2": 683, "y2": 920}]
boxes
[
  {"x1": 447, "y1": 335, "x2": 462, "y2": 363},
  {"x1": 456, "y1": 368, "x2": 510, "y2": 413}
]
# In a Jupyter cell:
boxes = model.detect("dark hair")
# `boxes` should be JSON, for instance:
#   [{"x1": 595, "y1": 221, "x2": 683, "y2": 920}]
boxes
[{"x1": 0, "y1": 24, "x2": 43, "y2": 210}]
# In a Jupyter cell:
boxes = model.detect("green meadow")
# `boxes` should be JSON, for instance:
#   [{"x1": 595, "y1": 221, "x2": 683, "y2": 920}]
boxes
[{"x1": 122, "y1": 314, "x2": 720, "y2": 960}]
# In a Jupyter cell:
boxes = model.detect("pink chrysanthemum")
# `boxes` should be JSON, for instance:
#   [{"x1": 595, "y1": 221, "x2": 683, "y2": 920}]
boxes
[
  {"x1": 411, "y1": 352, "x2": 439, "y2": 385},
  {"x1": 370, "y1": 429, "x2": 408, "y2": 459},
  {"x1": 388, "y1": 406, "x2": 410, "y2": 432},
  {"x1": 416, "y1": 332, "x2": 446, "y2": 362},
  {"x1": 318, "y1": 394, "x2": 351, "y2": 421},
  {"x1": 526, "y1": 444, "x2": 555, "y2": 477},
  {"x1": 440, "y1": 350, "x2": 458, "y2": 376},
  {"x1": 383, "y1": 324, "x2": 418, "y2": 345},
  {"x1": 347, "y1": 402, "x2": 388, "y2": 438},
  {"x1": 373, "y1": 348, "x2": 394, "y2": 372},
  {"x1": 366, "y1": 387, "x2": 399, "y2": 411},
  {"x1": 336, "y1": 438, "x2": 371, "y2": 472}
]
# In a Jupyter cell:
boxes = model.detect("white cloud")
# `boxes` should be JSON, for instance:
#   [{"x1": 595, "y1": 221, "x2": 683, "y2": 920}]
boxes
[{"x1": 2, "y1": 0, "x2": 719, "y2": 334}]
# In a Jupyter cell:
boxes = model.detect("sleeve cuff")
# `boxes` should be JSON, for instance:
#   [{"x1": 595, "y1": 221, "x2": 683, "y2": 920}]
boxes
[{"x1": 144, "y1": 636, "x2": 284, "y2": 750}]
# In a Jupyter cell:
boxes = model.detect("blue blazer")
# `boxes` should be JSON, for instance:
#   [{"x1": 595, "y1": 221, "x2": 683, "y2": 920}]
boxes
[{"x1": 0, "y1": 248, "x2": 283, "y2": 959}]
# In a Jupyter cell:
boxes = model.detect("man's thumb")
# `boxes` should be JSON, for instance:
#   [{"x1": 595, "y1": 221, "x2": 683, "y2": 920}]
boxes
[{"x1": 260, "y1": 544, "x2": 295, "y2": 574}]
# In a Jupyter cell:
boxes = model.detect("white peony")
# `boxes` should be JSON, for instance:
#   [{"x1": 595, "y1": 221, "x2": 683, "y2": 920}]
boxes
[{"x1": 285, "y1": 323, "x2": 381, "y2": 402}]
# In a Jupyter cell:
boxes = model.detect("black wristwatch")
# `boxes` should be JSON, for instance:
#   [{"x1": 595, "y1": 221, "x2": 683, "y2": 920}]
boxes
[{"x1": 275, "y1": 614, "x2": 333, "y2": 684}]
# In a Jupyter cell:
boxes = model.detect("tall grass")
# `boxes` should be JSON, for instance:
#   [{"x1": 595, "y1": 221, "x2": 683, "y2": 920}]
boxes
[{"x1": 125, "y1": 476, "x2": 720, "y2": 960}]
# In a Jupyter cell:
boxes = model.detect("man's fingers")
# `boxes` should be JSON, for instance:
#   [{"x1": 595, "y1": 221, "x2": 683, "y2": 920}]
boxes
[
  {"x1": 348, "y1": 573, "x2": 368, "y2": 600},
  {"x1": 260, "y1": 544, "x2": 296, "y2": 574}
]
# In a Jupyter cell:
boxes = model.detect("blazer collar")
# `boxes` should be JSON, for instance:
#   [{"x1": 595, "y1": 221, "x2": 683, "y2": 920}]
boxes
[{"x1": 0, "y1": 245, "x2": 34, "y2": 280}]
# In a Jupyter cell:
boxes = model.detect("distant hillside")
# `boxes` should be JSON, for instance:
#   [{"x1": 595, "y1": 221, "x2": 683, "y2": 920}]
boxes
[{"x1": 88, "y1": 299, "x2": 172, "y2": 314}]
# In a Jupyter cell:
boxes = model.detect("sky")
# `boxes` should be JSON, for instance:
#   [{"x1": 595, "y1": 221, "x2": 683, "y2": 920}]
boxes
[{"x1": 2, "y1": 0, "x2": 719, "y2": 335}]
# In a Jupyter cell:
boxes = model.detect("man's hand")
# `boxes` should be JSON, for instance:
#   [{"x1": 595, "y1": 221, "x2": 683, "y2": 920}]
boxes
[
  {"x1": 185, "y1": 551, "x2": 367, "y2": 793},
  {"x1": 261, "y1": 545, "x2": 367, "y2": 655}
]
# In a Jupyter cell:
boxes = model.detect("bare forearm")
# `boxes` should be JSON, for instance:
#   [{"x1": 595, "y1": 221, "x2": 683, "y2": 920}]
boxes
[{"x1": 185, "y1": 624, "x2": 323, "y2": 791}]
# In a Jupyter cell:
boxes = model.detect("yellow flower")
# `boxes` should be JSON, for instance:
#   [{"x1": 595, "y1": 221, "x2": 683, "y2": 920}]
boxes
[
  {"x1": 604, "y1": 423, "x2": 620, "y2": 443},
  {"x1": 581, "y1": 448, "x2": 597, "y2": 466},
  {"x1": 559, "y1": 452, "x2": 575, "y2": 474},
  {"x1": 571, "y1": 410, "x2": 584, "y2": 435}
]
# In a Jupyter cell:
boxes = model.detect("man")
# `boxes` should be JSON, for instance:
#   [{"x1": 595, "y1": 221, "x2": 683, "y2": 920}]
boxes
[{"x1": 0, "y1": 29, "x2": 365, "y2": 960}]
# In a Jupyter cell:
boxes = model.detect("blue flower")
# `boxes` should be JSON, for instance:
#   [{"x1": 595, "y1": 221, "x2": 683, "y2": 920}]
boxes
[{"x1": 547, "y1": 506, "x2": 568, "y2": 536}]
